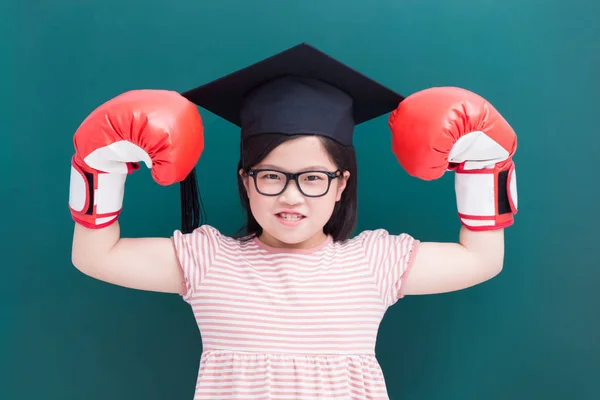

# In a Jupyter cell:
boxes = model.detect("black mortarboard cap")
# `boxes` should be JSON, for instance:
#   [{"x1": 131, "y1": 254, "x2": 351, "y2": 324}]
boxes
[
  {"x1": 178, "y1": 43, "x2": 404, "y2": 234},
  {"x1": 181, "y1": 42, "x2": 405, "y2": 146}
]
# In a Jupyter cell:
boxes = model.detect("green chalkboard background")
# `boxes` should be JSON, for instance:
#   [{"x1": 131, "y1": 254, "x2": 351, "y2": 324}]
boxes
[{"x1": 2, "y1": 0, "x2": 598, "y2": 399}]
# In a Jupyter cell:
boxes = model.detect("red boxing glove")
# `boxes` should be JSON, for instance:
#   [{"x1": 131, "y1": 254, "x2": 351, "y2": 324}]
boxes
[
  {"x1": 389, "y1": 86, "x2": 518, "y2": 230},
  {"x1": 69, "y1": 90, "x2": 204, "y2": 228}
]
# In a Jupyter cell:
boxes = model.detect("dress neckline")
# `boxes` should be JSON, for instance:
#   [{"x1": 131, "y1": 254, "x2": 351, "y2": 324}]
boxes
[{"x1": 252, "y1": 235, "x2": 333, "y2": 254}]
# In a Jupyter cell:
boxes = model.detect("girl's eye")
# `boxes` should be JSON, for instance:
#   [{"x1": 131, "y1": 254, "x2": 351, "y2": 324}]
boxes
[
  {"x1": 261, "y1": 173, "x2": 280, "y2": 180},
  {"x1": 303, "y1": 174, "x2": 325, "y2": 181}
]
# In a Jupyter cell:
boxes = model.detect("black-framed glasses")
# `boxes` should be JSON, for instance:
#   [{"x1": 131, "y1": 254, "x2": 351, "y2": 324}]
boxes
[{"x1": 247, "y1": 168, "x2": 341, "y2": 197}]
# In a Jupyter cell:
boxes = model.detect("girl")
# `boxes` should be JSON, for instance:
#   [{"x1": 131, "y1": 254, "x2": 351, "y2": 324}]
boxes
[{"x1": 69, "y1": 44, "x2": 517, "y2": 400}]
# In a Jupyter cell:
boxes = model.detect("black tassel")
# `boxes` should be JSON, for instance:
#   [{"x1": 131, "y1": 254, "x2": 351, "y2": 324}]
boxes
[{"x1": 179, "y1": 168, "x2": 207, "y2": 234}]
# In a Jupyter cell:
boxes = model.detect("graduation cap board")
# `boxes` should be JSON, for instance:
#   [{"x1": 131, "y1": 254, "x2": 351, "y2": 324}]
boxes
[{"x1": 181, "y1": 43, "x2": 405, "y2": 147}]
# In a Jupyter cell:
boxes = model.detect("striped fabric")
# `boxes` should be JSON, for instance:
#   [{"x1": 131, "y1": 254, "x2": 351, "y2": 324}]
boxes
[{"x1": 172, "y1": 225, "x2": 419, "y2": 400}]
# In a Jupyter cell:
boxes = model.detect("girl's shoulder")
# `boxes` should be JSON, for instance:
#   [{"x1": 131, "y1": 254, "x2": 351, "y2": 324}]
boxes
[
  {"x1": 172, "y1": 224, "x2": 245, "y2": 247},
  {"x1": 337, "y1": 228, "x2": 416, "y2": 249}
]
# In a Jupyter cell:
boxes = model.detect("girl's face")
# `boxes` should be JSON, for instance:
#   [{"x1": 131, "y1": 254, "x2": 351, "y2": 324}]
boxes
[{"x1": 240, "y1": 136, "x2": 350, "y2": 249}]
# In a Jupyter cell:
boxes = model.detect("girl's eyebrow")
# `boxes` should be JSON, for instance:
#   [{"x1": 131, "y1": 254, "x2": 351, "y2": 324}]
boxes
[{"x1": 256, "y1": 164, "x2": 332, "y2": 171}]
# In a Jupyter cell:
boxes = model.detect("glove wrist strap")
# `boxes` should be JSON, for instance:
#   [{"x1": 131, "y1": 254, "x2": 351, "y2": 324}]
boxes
[
  {"x1": 454, "y1": 161, "x2": 518, "y2": 230},
  {"x1": 68, "y1": 155, "x2": 128, "y2": 229}
]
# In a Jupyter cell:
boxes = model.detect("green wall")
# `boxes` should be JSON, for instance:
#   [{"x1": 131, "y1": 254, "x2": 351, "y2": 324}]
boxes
[{"x1": 3, "y1": 0, "x2": 598, "y2": 399}]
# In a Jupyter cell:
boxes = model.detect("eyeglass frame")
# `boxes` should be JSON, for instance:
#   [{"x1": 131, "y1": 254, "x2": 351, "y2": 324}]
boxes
[{"x1": 246, "y1": 168, "x2": 342, "y2": 198}]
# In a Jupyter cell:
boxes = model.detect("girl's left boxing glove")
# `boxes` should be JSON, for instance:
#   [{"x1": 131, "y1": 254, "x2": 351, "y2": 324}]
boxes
[
  {"x1": 388, "y1": 86, "x2": 518, "y2": 230},
  {"x1": 69, "y1": 89, "x2": 204, "y2": 229}
]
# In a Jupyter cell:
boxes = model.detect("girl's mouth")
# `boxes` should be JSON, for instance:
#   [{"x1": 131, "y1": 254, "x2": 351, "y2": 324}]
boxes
[{"x1": 275, "y1": 212, "x2": 306, "y2": 226}]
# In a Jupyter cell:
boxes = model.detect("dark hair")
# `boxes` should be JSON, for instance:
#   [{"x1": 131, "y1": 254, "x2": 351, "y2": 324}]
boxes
[{"x1": 234, "y1": 133, "x2": 358, "y2": 242}]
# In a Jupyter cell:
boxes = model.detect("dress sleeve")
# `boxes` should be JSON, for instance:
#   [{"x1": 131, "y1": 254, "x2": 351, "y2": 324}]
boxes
[
  {"x1": 171, "y1": 224, "x2": 221, "y2": 301},
  {"x1": 359, "y1": 229, "x2": 420, "y2": 308}
]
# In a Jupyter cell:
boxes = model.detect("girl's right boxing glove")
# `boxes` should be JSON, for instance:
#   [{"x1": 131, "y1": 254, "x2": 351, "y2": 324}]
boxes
[{"x1": 68, "y1": 89, "x2": 204, "y2": 229}]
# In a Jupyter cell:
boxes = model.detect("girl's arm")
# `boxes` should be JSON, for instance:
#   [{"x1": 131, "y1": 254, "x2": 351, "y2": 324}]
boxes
[
  {"x1": 67, "y1": 89, "x2": 204, "y2": 295},
  {"x1": 72, "y1": 222, "x2": 184, "y2": 294},
  {"x1": 402, "y1": 227, "x2": 504, "y2": 295},
  {"x1": 388, "y1": 86, "x2": 518, "y2": 296}
]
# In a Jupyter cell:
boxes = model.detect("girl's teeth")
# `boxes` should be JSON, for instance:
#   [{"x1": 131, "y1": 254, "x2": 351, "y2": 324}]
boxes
[{"x1": 280, "y1": 213, "x2": 302, "y2": 220}]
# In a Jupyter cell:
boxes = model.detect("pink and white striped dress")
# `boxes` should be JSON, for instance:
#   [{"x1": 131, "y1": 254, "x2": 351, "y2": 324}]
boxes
[{"x1": 172, "y1": 225, "x2": 419, "y2": 400}]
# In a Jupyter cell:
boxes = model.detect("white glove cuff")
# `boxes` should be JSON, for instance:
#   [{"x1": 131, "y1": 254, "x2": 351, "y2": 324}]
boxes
[
  {"x1": 69, "y1": 160, "x2": 127, "y2": 226},
  {"x1": 455, "y1": 165, "x2": 517, "y2": 228}
]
